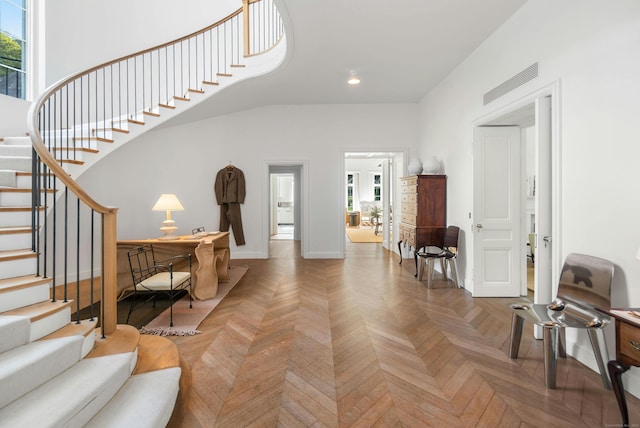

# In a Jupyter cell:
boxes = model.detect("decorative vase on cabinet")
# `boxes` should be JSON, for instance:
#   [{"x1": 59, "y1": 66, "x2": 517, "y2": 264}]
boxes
[
  {"x1": 398, "y1": 174, "x2": 447, "y2": 276},
  {"x1": 407, "y1": 158, "x2": 423, "y2": 175}
]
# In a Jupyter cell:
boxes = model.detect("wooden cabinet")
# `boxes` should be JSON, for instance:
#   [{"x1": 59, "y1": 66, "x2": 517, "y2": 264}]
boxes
[
  {"x1": 597, "y1": 308, "x2": 640, "y2": 427},
  {"x1": 398, "y1": 175, "x2": 446, "y2": 275}
]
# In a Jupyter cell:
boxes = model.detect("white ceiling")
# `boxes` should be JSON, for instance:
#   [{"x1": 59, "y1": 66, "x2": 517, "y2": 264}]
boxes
[{"x1": 162, "y1": 0, "x2": 527, "y2": 126}]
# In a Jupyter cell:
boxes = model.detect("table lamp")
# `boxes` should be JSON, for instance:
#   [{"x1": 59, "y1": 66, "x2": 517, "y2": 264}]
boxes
[{"x1": 152, "y1": 194, "x2": 184, "y2": 240}]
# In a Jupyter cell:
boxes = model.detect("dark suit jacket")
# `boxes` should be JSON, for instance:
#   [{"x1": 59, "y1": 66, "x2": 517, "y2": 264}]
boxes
[{"x1": 215, "y1": 166, "x2": 246, "y2": 204}]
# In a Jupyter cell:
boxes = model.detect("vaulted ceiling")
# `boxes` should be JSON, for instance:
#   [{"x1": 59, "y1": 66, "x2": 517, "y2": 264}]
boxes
[{"x1": 163, "y1": 0, "x2": 527, "y2": 125}]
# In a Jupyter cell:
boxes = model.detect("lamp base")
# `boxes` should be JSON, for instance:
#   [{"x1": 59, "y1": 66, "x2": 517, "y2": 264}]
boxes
[{"x1": 158, "y1": 223, "x2": 179, "y2": 240}]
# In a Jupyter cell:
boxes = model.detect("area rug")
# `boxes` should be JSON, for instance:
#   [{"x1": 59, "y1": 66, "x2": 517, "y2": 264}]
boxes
[
  {"x1": 346, "y1": 227, "x2": 382, "y2": 243},
  {"x1": 139, "y1": 264, "x2": 248, "y2": 336}
]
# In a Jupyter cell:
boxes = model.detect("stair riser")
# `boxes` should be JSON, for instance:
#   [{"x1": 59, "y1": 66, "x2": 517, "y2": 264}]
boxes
[
  {"x1": 0, "y1": 316, "x2": 30, "y2": 354},
  {"x1": 0, "y1": 191, "x2": 31, "y2": 207},
  {"x1": 0, "y1": 257, "x2": 37, "y2": 280},
  {"x1": 15, "y1": 175, "x2": 31, "y2": 188},
  {"x1": 0, "y1": 231, "x2": 31, "y2": 251},
  {"x1": 55, "y1": 151, "x2": 86, "y2": 162},
  {"x1": 1, "y1": 137, "x2": 31, "y2": 145},
  {"x1": 0, "y1": 145, "x2": 32, "y2": 157},
  {"x1": 0, "y1": 282, "x2": 50, "y2": 313},
  {"x1": 0, "y1": 157, "x2": 31, "y2": 172},
  {"x1": 0, "y1": 170, "x2": 16, "y2": 187},
  {"x1": 29, "y1": 305, "x2": 72, "y2": 341},
  {"x1": 0, "y1": 211, "x2": 31, "y2": 227}
]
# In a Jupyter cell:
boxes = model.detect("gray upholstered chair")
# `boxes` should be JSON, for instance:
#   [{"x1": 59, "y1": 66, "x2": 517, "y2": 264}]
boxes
[{"x1": 508, "y1": 252, "x2": 613, "y2": 389}]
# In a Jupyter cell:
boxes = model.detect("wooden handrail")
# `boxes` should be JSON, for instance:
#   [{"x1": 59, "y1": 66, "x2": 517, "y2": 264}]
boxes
[{"x1": 26, "y1": 0, "x2": 282, "y2": 336}]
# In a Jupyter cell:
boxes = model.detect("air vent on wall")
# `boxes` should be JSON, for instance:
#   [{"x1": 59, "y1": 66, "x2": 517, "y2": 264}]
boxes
[{"x1": 483, "y1": 63, "x2": 538, "y2": 105}]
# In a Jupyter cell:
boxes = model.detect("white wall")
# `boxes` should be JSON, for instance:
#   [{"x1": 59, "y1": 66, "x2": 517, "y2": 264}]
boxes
[
  {"x1": 0, "y1": 95, "x2": 30, "y2": 136},
  {"x1": 77, "y1": 103, "x2": 418, "y2": 258},
  {"x1": 43, "y1": 0, "x2": 240, "y2": 86},
  {"x1": 418, "y1": 0, "x2": 640, "y2": 394}
]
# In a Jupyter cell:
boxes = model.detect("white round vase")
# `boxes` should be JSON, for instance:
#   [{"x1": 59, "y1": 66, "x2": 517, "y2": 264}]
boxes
[
  {"x1": 408, "y1": 158, "x2": 423, "y2": 175},
  {"x1": 422, "y1": 156, "x2": 440, "y2": 174}
]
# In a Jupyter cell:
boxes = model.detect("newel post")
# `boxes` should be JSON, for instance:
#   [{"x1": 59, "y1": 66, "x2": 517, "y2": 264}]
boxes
[
  {"x1": 243, "y1": 0, "x2": 250, "y2": 56},
  {"x1": 102, "y1": 210, "x2": 118, "y2": 335}
]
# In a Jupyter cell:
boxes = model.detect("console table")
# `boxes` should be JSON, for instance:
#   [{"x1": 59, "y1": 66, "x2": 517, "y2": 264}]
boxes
[
  {"x1": 117, "y1": 232, "x2": 230, "y2": 300},
  {"x1": 598, "y1": 307, "x2": 640, "y2": 427}
]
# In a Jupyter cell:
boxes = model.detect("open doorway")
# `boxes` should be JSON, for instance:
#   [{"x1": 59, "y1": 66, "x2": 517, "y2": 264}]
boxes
[
  {"x1": 270, "y1": 173, "x2": 294, "y2": 240},
  {"x1": 472, "y1": 85, "x2": 559, "y2": 308},
  {"x1": 266, "y1": 163, "x2": 305, "y2": 259},
  {"x1": 342, "y1": 150, "x2": 406, "y2": 257}
]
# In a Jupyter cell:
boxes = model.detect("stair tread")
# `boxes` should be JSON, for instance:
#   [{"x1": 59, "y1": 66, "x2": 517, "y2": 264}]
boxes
[
  {"x1": 0, "y1": 274, "x2": 49, "y2": 293},
  {"x1": 0, "y1": 352, "x2": 135, "y2": 427},
  {"x1": 85, "y1": 367, "x2": 181, "y2": 428},
  {"x1": 0, "y1": 335, "x2": 84, "y2": 408},
  {"x1": 0, "y1": 206, "x2": 43, "y2": 211},
  {"x1": 3, "y1": 300, "x2": 72, "y2": 322},
  {"x1": 0, "y1": 226, "x2": 31, "y2": 234},
  {"x1": 0, "y1": 248, "x2": 36, "y2": 261},
  {"x1": 87, "y1": 324, "x2": 140, "y2": 358},
  {"x1": 40, "y1": 318, "x2": 98, "y2": 341}
]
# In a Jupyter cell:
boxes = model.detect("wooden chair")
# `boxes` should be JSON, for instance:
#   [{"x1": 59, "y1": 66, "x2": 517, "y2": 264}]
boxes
[
  {"x1": 126, "y1": 245, "x2": 192, "y2": 327},
  {"x1": 416, "y1": 225, "x2": 460, "y2": 288},
  {"x1": 508, "y1": 252, "x2": 613, "y2": 389}
]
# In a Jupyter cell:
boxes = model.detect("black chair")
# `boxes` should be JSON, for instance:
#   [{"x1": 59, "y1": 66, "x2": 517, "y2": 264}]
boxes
[
  {"x1": 508, "y1": 252, "x2": 613, "y2": 389},
  {"x1": 126, "y1": 245, "x2": 192, "y2": 327},
  {"x1": 416, "y1": 225, "x2": 460, "y2": 288}
]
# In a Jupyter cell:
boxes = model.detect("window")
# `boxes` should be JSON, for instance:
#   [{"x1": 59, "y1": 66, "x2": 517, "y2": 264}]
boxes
[
  {"x1": 373, "y1": 173, "x2": 381, "y2": 202},
  {"x1": 0, "y1": 0, "x2": 27, "y2": 99},
  {"x1": 346, "y1": 173, "x2": 354, "y2": 211}
]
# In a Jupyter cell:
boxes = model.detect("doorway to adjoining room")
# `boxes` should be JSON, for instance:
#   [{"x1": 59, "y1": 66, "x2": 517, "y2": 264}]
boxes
[
  {"x1": 343, "y1": 151, "x2": 405, "y2": 255},
  {"x1": 271, "y1": 173, "x2": 294, "y2": 240},
  {"x1": 267, "y1": 164, "x2": 304, "y2": 260}
]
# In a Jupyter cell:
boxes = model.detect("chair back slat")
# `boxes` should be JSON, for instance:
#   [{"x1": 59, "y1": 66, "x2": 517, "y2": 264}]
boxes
[{"x1": 128, "y1": 245, "x2": 160, "y2": 284}]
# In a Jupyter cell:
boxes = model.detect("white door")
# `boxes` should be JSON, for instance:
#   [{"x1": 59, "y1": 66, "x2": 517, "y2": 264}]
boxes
[
  {"x1": 473, "y1": 126, "x2": 521, "y2": 297},
  {"x1": 534, "y1": 96, "x2": 553, "y2": 305}
]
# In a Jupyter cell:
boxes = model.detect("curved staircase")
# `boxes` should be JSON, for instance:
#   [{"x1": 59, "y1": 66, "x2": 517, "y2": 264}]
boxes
[
  {"x1": 0, "y1": 137, "x2": 184, "y2": 427},
  {"x1": 0, "y1": 0, "x2": 285, "y2": 425}
]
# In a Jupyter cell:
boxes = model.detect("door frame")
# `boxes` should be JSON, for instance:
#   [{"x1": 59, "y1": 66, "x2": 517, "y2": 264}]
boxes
[
  {"x1": 340, "y1": 148, "x2": 408, "y2": 258},
  {"x1": 473, "y1": 81, "x2": 562, "y2": 299},
  {"x1": 263, "y1": 161, "x2": 308, "y2": 259}
]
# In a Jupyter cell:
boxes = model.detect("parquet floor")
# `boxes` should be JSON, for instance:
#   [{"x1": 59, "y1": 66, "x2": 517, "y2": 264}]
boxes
[{"x1": 167, "y1": 239, "x2": 640, "y2": 427}]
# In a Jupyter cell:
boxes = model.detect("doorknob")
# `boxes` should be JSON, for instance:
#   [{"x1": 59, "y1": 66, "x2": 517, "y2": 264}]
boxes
[
  {"x1": 543, "y1": 236, "x2": 552, "y2": 248},
  {"x1": 476, "y1": 224, "x2": 483, "y2": 230}
]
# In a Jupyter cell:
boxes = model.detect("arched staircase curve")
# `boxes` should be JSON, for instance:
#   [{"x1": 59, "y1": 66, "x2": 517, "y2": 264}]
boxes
[{"x1": 0, "y1": 1, "x2": 286, "y2": 426}]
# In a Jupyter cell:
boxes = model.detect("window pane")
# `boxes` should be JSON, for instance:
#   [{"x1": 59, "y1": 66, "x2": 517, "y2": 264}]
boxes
[
  {"x1": 0, "y1": 1, "x2": 25, "y2": 41},
  {"x1": 0, "y1": 0, "x2": 26, "y2": 98},
  {"x1": 374, "y1": 174, "x2": 381, "y2": 185},
  {"x1": 374, "y1": 188, "x2": 381, "y2": 201}
]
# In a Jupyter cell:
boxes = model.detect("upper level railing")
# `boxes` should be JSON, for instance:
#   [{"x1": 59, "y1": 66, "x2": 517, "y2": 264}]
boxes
[{"x1": 26, "y1": 0, "x2": 283, "y2": 336}]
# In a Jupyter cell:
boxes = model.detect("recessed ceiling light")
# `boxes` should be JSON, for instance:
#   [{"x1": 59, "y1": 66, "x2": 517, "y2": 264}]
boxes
[{"x1": 347, "y1": 75, "x2": 361, "y2": 85}]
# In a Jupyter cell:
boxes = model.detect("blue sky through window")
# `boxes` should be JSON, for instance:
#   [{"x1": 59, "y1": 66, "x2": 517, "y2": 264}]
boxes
[{"x1": 0, "y1": 0, "x2": 25, "y2": 41}]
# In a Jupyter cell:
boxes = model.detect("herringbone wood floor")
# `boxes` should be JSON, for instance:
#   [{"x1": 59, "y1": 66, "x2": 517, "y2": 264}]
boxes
[{"x1": 167, "y1": 239, "x2": 639, "y2": 427}]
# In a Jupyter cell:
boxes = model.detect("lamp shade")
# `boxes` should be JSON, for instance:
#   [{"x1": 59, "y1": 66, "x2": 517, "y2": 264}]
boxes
[{"x1": 152, "y1": 194, "x2": 184, "y2": 212}]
